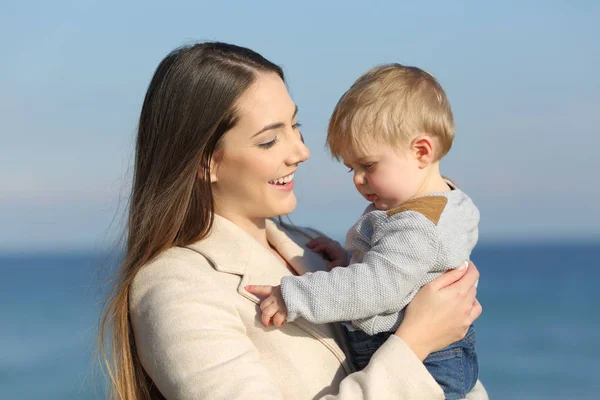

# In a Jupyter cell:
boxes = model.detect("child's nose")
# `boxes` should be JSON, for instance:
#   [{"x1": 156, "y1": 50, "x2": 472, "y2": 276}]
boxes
[{"x1": 353, "y1": 171, "x2": 366, "y2": 186}]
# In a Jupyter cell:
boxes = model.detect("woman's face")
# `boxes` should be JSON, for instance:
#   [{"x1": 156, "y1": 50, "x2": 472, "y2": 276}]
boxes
[{"x1": 211, "y1": 72, "x2": 310, "y2": 222}]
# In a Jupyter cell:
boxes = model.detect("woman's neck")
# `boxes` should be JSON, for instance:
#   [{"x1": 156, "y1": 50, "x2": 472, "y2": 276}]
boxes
[
  {"x1": 215, "y1": 211, "x2": 270, "y2": 249},
  {"x1": 215, "y1": 211, "x2": 295, "y2": 274}
]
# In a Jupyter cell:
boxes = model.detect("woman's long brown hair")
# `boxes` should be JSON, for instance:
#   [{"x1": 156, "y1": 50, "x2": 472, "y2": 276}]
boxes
[{"x1": 98, "y1": 42, "x2": 283, "y2": 399}]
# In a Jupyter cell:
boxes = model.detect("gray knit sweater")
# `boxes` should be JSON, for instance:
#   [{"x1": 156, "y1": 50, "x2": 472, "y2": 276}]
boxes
[{"x1": 281, "y1": 183, "x2": 479, "y2": 335}]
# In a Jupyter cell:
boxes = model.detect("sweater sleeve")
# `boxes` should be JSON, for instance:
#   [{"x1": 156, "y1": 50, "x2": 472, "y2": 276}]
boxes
[{"x1": 281, "y1": 211, "x2": 439, "y2": 326}]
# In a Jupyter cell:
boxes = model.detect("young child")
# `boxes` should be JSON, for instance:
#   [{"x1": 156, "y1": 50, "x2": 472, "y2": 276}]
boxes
[{"x1": 246, "y1": 64, "x2": 480, "y2": 399}]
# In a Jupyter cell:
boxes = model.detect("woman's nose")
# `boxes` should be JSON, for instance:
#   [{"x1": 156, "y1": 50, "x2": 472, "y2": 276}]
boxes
[{"x1": 288, "y1": 132, "x2": 310, "y2": 165}]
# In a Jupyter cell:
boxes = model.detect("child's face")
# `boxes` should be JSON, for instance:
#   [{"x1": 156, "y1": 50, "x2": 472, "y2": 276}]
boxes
[{"x1": 342, "y1": 144, "x2": 424, "y2": 211}]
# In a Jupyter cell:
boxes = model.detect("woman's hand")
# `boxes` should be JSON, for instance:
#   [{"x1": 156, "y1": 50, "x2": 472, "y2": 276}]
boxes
[
  {"x1": 395, "y1": 261, "x2": 482, "y2": 361},
  {"x1": 306, "y1": 237, "x2": 350, "y2": 269}
]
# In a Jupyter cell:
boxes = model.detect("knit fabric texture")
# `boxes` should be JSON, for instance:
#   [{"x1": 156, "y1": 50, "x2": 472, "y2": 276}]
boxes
[{"x1": 281, "y1": 183, "x2": 479, "y2": 335}]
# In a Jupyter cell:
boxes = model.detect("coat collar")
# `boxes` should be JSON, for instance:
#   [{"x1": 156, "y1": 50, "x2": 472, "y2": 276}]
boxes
[
  {"x1": 186, "y1": 214, "x2": 262, "y2": 275},
  {"x1": 186, "y1": 215, "x2": 324, "y2": 278},
  {"x1": 185, "y1": 214, "x2": 353, "y2": 374}
]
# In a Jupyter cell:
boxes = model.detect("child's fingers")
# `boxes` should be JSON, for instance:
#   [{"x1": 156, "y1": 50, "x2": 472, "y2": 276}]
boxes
[
  {"x1": 273, "y1": 311, "x2": 286, "y2": 327},
  {"x1": 260, "y1": 295, "x2": 275, "y2": 312},
  {"x1": 324, "y1": 246, "x2": 344, "y2": 259},
  {"x1": 261, "y1": 304, "x2": 277, "y2": 327},
  {"x1": 245, "y1": 285, "x2": 273, "y2": 297},
  {"x1": 313, "y1": 244, "x2": 338, "y2": 259},
  {"x1": 306, "y1": 237, "x2": 330, "y2": 248},
  {"x1": 261, "y1": 303, "x2": 280, "y2": 326},
  {"x1": 261, "y1": 310, "x2": 273, "y2": 327},
  {"x1": 309, "y1": 243, "x2": 328, "y2": 253}
]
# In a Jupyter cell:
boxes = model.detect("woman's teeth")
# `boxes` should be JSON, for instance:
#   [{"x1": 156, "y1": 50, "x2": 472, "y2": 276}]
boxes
[{"x1": 269, "y1": 173, "x2": 294, "y2": 185}]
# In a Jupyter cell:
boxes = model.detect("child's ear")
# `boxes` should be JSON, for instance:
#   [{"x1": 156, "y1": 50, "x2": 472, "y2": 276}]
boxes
[{"x1": 411, "y1": 135, "x2": 436, "y2": 168}]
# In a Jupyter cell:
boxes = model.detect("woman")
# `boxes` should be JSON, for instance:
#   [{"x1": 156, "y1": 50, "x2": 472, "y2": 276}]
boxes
[{"x1": 99, "y1": 42, "x2": 486, "y2": 399}]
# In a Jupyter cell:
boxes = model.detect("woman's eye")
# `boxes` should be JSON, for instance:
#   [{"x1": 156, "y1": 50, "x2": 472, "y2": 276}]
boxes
[
  {"x1": 259, "y1": 137, "x2": 278, "y2": 149},
  {"x1": 292, "y1": 122, "x2": 302, "y2": 130}
]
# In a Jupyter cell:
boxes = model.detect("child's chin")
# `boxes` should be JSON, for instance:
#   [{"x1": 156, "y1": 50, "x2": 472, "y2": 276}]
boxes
[
  {"x1": 373, "y1": 203, "x2": 389, "y2": 211},
  {"x1": 374, "y1": 201, "x2": 399, "y2": 212}
]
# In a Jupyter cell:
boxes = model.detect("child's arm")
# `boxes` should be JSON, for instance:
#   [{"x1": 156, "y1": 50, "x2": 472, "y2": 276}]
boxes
[
  {"x1": 280, "y1": 212, "x2": 439, "y2": 329},
  {"x1": 245, "y1": 236, "x2": 351, "y2": 328}
]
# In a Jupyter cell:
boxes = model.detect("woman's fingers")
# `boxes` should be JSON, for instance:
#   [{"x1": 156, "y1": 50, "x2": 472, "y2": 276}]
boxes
[
  {"x1": 464, "y1": 285, "x2": 477, "y2": 309},
  {"x1": 447, "y1": 261, "x2": 479, "y2": 293},
  {"x1": 469, "y1": 299, "x2": 483, "y2": 324},
  {"x1": 460, "y1": 285, "x2": 479, "y2": 326},
  {"x1": 428, "y1": 261, "x2": 469, "y2": 291},
  {"x1": 395, "y1": 260, "x2": 482, "y2": 357}
]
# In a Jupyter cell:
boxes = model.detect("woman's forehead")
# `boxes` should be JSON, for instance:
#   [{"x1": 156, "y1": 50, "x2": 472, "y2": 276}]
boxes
[{"x1": 235, "y1": 73, "x2": 296, "y2": 131}]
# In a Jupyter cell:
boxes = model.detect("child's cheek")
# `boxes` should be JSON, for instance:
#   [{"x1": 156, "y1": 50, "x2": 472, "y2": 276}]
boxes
[{"x1": 370, "y1": 175, "x2": 383, "y2": 193}]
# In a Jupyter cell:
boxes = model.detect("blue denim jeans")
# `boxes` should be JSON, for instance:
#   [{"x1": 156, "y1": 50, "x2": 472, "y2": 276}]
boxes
[{"x1": 346, "y1": 325, "x2": 479, "y2": 400}]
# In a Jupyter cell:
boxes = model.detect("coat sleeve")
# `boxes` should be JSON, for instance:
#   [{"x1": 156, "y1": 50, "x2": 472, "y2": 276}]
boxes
[{"x1": 129, "y1": 255, "x2": 448, "y2": 400}]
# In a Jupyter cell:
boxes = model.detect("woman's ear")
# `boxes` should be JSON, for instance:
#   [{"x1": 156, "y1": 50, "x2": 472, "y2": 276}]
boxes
[
  {"x1": 411, "y1": 135, "x2": 436, "y2": 168},
  {"x1": 209, "y1": 156, "x2": 218, "y2": 183},
  {"x1": 198, "y1": 154, "x2": 219, "y2": 183}
]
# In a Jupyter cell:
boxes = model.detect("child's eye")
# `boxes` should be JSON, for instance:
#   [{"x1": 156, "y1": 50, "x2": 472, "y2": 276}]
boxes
[
  {"x1": 259, "y1": 137, "x2": 278, "y2": 149},
  {"x1": 362, "y1": 163, "x2": 375, "y2": 170},
  {"x1": 346, "y1": 167, "x2": 354, "y2": 173}
]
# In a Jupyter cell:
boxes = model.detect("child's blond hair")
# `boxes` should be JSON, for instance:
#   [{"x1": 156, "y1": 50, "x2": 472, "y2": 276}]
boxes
[{"x1": 327, "y1": 64, "x2": 455, "y2": 161}]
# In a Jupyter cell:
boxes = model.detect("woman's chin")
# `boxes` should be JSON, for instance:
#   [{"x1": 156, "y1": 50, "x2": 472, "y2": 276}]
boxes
[{"x1": 269, "y1": 195, "x2": 297, "y2": 217}]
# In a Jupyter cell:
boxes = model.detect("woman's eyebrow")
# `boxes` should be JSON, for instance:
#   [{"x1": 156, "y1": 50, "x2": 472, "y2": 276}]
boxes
[{"x1": 251, "y1": 105, "x2": 298, "y2": 138}]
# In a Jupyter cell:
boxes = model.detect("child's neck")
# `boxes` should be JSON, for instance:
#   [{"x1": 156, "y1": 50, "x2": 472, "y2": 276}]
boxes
[{"x1": 413, "y1": 162, "x2": 450, "y2": 197}]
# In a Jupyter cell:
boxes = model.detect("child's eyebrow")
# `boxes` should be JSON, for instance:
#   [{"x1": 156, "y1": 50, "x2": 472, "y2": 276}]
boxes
[{"x1": 356, "y1": 156, "x2": 375, "y2": 162}]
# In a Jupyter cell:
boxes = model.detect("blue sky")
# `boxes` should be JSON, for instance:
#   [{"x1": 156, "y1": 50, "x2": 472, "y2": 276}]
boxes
[{"x1": 1, "y1": 0, "x2": 599, "y2": 251}]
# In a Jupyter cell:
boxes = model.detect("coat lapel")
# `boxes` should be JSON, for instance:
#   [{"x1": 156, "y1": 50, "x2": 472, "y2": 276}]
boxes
[{"x1": 186, "y1": 215, "x2": 352, "y2": 374}]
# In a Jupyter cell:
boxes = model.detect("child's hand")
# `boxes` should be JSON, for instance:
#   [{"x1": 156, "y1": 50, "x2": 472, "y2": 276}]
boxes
[
  {"x1": 307, "y1": 237, "x2": 350, "y2": 269},
  {"x1": 245, "y1": 285, "x2": 288, "y2": 327}
]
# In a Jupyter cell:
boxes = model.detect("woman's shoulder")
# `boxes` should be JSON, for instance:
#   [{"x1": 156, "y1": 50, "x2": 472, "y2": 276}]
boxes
[
  {"x1": 135, "y1": 246, "x2": 212, "y2": 279},
  {"x1": 130, "y1": 246, "x2": 221, "y2": 309}
]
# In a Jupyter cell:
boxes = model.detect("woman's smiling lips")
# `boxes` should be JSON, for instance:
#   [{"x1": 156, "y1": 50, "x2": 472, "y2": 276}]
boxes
[{"x1": 268, "y1": 171, "x2": 295, "y2": 192}]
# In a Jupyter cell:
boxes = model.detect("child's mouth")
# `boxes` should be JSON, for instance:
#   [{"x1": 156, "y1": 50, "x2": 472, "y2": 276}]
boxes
[{"x1": 365, "y1": 194, "x2": 378, "y2": 202}]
